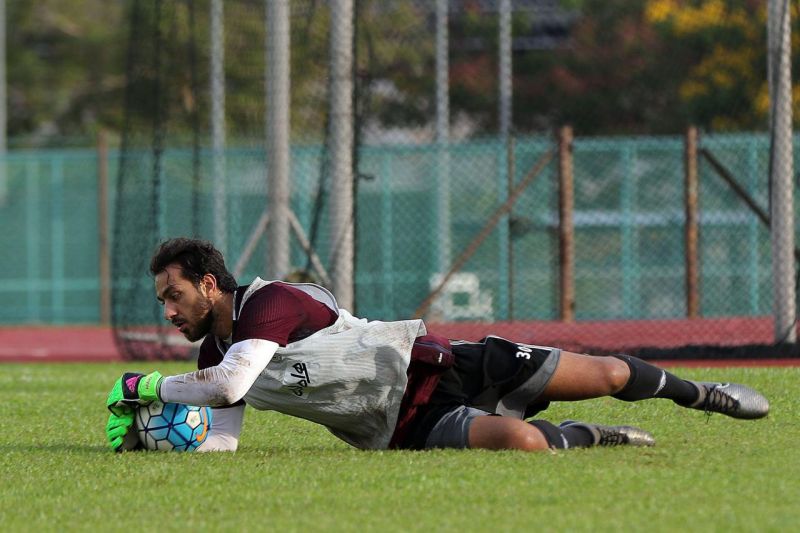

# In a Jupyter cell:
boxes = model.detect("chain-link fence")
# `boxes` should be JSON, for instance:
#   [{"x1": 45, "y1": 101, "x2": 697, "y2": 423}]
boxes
[
  {"x1": 3, "y1": 0, "x2": 797, "y2": 360},
  {"x1": 0, "y1": 149, "x2": 113, "y2": 324}
]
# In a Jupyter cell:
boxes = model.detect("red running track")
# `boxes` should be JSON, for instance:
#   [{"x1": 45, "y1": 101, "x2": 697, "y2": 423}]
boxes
[
  {"x1": 0, "y1": 326, "x2": 122, "y2": 362},
  {"x1": 1, "y1": 317, "x2": 799, "y2": 367},
  {"x1": 427, "y1": 316, "x2": 786, "y2": 353}
]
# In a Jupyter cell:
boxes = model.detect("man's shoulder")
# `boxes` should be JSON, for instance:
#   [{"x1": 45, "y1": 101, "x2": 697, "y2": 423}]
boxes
[
  {"x1": 233, "y1": 280, "x2": 339, "y2": 346},
  {"x1": 238, "y1": 281, "x2": 321, "y2": 315}
]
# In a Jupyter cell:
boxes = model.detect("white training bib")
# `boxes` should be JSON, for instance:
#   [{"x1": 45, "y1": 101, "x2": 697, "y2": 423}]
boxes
[{"x1": 240, "y1": 278, "x2": 426, "y2": 449}]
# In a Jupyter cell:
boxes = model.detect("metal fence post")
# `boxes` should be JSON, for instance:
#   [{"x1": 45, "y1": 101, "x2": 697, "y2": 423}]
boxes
[
  {"x1": 507, "y1": 136, "x2": 515, "y2": 320},
  {"x1": 211, "y1": 0, "x2": 227, "y2": 255},
  {"x1": 51, "y1": 157, "x2": 65, "y2": 324},
  {"x1": 497, "y1": 142, "x2": 510, "y2": 321},
  {"x1": 498, "y1": 0, "x2": 513, "y2": 321},
  {"x1": 329, "y1": 0, "x2": 355, "y2": 310},
  {"x1": 768, "y1": 0, "x2": 796, "y2": 343},
  {"x1": 98, "y1": 131, "x2": 111, "y2": 325},
  {"x1": 0, "y1": 0, "x2": 6, "y2": 206},
  {"x1": 266, "y1": 0, "x2": 291, "y2": 279},
  {"x1": 435, "y1": 0, "x2": 451, "y2": 277},
  {"x1": 747, "y1": 140, "x2": 760, "y2": 314},
  {"x1": 558, "y1": 126, "x2": 575, "y2": 322},
  {"x1": 380, "y1": 152, "x2": 394, "y2": 319},
  {"x1": 684, "y1": 126, "x2": 700, "y2": 318},
  {"x1": 26, "y1": 160, "x2": 40, "y2": 321},
  {"x1": 620, "y1": 143, "x2": 638, "y2": 318}
]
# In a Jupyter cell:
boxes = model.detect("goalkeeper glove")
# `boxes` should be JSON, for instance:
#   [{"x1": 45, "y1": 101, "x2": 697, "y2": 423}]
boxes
[
  {"x1": 105, "y1": 410, "x2": 139, "y2": 452},
  {"x1": 106, "y1": 371, "x2": 164, "y2": 416}
]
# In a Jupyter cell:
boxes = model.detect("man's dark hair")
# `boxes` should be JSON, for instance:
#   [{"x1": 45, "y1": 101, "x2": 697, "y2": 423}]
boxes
[{"x1": 149, "y1": 238, "x2": 238, "y2": 293}]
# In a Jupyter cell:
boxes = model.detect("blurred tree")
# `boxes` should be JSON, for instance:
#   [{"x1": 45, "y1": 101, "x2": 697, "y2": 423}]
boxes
[
  {"x1": 450, "y1": 0, "x2": 799, "y2": 135},
  {"x1": 644, "y1": 0, "x2": 774, "y2": 132},
  {"x1": 518, "y1": 0, "x2": 687, "y2": 134},
  {"x1": 354, "y1": 1, "x2": 435, "y2": 139},
  {"x1": 7, "y1": 0, "x2": 127, "y2": 144},
  {"x1": 6, "y1": 0, "x2": 798, "y2": 145}
]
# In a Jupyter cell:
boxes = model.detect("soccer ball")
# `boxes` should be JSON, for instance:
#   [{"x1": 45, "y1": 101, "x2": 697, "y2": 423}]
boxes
[{"x1": 134, "y1": 402, "x2": 212, "y2": 451}]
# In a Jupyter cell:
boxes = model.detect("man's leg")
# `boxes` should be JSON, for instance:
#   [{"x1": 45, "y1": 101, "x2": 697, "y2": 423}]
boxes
[
  {"x1": 538, "y1": 351, "x2": 769, "y2": 419},
  {"x1": 413, "y1": 404, "x2": 653, "y2": 451},
  {"x1": 467, "y1": 415, "x2": 654, "y2": 451},
  {"x1": 458, "y1": 337, "x2": 701, "y2": 415},
  {"x1": 468, "y1": 415, "x2": 549, "y2": 451},
  {"x1": 538, "y1": 351, "x2": 697, "y2": 403}
]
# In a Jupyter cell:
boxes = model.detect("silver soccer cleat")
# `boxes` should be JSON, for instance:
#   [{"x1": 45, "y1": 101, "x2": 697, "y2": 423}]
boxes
[
  {"x1": 687, "y1": 382, "x2": 770, "y2": 419},
  {"x1": 560, "y1": 421, "x2": 656, "y2": 447}
]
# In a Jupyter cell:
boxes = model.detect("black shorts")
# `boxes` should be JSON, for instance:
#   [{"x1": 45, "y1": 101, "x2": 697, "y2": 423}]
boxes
[{"x1": 402, "y1": 336, "x2": 561, "y2": 449}]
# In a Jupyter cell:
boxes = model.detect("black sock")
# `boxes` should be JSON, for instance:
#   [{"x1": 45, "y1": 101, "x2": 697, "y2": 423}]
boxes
[
  {"x1": 560, "y1": 425, "x2": 594, "y2": 448},
  {"x1": 528, "y1": 420, "x2": 594, "y2": 449},
  {"x1": 612, "y1": 355, "x2": 699, "y2": 405}
]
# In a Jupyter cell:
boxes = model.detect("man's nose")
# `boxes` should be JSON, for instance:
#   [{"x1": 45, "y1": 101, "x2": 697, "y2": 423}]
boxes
[{"x1": 163, "y1": 303, "x2": 178, "y2": 321}]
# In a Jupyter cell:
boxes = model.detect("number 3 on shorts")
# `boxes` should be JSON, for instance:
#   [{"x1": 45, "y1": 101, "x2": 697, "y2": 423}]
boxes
[{"x1": 515, "y1": 345, "x2": 532, "y2": 359}]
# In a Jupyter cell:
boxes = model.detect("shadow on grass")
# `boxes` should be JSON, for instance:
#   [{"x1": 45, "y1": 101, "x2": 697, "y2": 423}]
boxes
[
  {"x1": 0, "y1": 443, "x2": 109, "y2": 453},
  {"x1": 2, "y1": 443, "x2": 360, "y2": 455},
  {"x1": 238, "y1": 445, "x2": 355, "y2": 456}
]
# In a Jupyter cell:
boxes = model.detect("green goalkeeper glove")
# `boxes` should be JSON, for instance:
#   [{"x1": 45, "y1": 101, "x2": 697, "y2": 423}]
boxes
[
  {"x1": 106, "y1": 371, "x2": 164, "y2": 416},
  {"x1": 105, "y1": 410, "x2": 139, "y2": 452}
]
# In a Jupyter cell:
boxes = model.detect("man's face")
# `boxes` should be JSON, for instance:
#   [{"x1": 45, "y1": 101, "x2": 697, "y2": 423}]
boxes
[{"x1": 154, "y1": 264, "x2": 214, "y2": 342}]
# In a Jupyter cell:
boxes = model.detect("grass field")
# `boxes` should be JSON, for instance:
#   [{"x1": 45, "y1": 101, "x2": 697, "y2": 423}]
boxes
[{"x1": 1, "y1": 363, "x2": 798, "y2": 532}]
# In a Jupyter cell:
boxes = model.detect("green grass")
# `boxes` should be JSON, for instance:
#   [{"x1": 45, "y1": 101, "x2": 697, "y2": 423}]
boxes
[{"x1": 1, "y1": 363, "x2": 798, "y2": 532}]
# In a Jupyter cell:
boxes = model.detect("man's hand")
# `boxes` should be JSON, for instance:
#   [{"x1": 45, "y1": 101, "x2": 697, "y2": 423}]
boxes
[
  {"x1": 106, "y1": 371, "x2": 164, "y2": 416},
  {"x1": 106, "y1": 409, "x2": 138, "y2": 452}
]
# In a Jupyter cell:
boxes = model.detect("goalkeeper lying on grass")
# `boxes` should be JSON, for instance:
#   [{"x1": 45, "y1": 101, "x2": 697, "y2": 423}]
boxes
[{"x1": 106, "y1": 238, "x2": 769, "y2": 452}]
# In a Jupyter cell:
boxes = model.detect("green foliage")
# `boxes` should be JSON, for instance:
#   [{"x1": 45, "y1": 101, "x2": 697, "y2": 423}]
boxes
[
  {"x1": 8, "y1": 0, "x2": 127, "y2": 142},
  {"x1": 5, "y1": 0, "x2": 800, "y2": 143},
  {"x1": 450, "y1": 0, "x2": 798, "y2": 134},
  {"x1": 643, "y1": 0, "x2": 771, "y2": 132},
  {"x1": 1, "y1": 362, "x2": 799, "y2": 531}
]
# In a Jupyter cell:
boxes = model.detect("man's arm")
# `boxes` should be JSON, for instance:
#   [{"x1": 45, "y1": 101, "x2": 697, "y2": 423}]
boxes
[
  {"x1": 159, "y1": 283, "x2": 332, "y2": 406},
  {"x1": 159, "y1": 338, "x2": 279, "y2": 406},
  {"x1": 197, "y1": 404, "x2": 246, "y2": 452}
]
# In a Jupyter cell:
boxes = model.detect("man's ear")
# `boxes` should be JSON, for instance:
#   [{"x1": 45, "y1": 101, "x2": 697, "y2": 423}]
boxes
[{"x1": 200, "y1": 274, "x2": 218, "y2": 297}]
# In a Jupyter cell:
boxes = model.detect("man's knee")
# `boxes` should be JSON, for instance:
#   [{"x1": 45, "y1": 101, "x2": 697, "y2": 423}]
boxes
[
  {"x1": 576, "y1": 355, "x2": 631, "y2": 395},
  {"x1": 505, "y1": 424, "x2": 549, "y2": 451},
  {"x1": 468, "y1": 416, "x2": 549, "y2": 451},
  {"x1": 604, "y1": 356, "x2": 631, "y2": 394}
]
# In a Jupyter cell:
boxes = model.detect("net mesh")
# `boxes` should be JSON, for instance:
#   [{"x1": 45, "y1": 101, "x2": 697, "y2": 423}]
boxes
[{"x1": 111, "y1": 0, "x2": 799, "y2": 361}]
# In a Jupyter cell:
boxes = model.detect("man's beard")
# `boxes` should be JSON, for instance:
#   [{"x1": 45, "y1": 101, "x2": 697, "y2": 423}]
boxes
[{"x1": 184, "y1": 298, "x2": 214, "y2": 342}]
